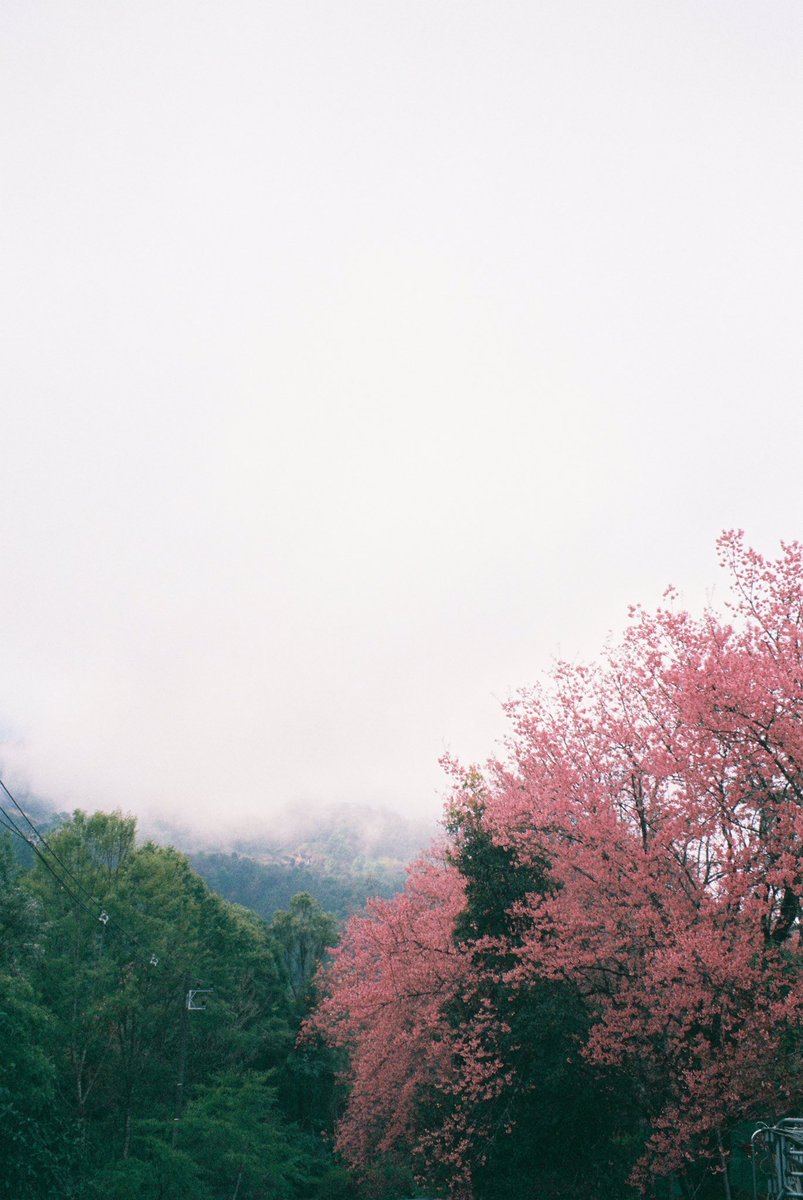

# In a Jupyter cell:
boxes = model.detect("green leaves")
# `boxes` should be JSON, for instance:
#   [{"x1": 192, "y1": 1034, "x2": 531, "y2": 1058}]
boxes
[
  {"x1": 271, "y1": 893, "x2": 338, "y2": 1008},
  {"x1": 0, "y1": 811, "x2": 353, "y2": 1199}
]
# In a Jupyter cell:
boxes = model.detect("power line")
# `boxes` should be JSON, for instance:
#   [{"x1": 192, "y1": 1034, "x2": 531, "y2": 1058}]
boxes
[
  {"x1": 1, "y1": 782, "x2": 219, "y2": 1151},
  {"x1": 0, "y1": 790, "x2": 214, "y2": 1157},
  {"x1": 0, "y1": 801, "x2": 102, "y2": 924},
  {"x1": 0, "y1": 777, "x2": 102, "y2": 907},
  {"x1": 0, "y1": 784, "x2": 168, "y2": 975},
  {"x1": 0, "y1": 806, "x2": 24, "y2": 841},
  {"x1": 0, "y1": 780, "x2": 216, "y2": 1000}
]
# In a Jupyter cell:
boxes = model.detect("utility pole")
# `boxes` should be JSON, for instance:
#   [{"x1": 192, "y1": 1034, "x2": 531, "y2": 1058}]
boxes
[{"x1": 172, "y1": 976, "x2": 212, "y2": 1147}]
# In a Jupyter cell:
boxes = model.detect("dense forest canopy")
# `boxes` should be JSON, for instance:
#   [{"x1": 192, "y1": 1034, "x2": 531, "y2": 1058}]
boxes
[{"x1": 0, "y1": 809, "x2": 356, "y2": 1200}]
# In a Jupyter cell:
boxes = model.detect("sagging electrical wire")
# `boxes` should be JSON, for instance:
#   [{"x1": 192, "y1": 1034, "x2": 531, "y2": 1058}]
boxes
[
  {"x1": 0, "y1": 799, "x2": 105, "y2": 924},
  {"x1": 1, "y1": 776, "x2": 106, "y2": 907},
  {"x1": 0, "y1": 781, "x2": 166, "y2": 973}
]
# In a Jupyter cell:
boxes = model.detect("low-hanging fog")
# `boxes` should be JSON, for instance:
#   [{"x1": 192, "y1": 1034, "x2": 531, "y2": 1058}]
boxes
[{"x1": 1, "y1": 1, "x2": 801, "y2": 834}]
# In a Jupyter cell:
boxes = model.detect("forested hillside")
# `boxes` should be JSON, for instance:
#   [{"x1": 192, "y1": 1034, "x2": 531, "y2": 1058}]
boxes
[
  {"x1": 141, "y1": 802, "x2": 433, "y2": 922},
  {"x1": 0, "y1": 809, "x2": 363, "y2": 1200},
  {"x1": 188, "y1": 851, "x2": 394, "y2": 923},
  {"x1": 178, "y1": 802, "x2": 433, "y2": 921},
  {"x1": 5, "y1": 796, "x2": 435, "y2": 922}
]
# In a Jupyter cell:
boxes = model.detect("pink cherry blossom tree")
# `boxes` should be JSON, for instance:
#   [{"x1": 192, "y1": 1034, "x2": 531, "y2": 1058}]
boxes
[{"x1": 311, "y1": 533, "x2": 803, "y2": 1197}]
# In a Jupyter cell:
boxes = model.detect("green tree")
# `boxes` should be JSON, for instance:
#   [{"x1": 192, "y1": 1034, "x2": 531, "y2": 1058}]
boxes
[
  {"x1": 441, "y1": 791, "x2": 646, "y2": 1200},
  {"x1": 268, "y1": 892, "x2": 343, "y2": 1140},
  {"x1": 8, "y1": 809, "x2": 355, "y2": 1198},
  {"x1": 0, "y1": 835, "x2": 76, "y2": 1197},
  {"x1": 270, "y1": 892, "x2": 338, "y2": 1010}
]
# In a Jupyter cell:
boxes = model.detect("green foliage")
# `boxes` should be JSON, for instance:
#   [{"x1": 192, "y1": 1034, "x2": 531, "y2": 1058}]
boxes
[
  {"x1": 0, "y1": 811, "x2": 361, "y2": 1199},
  {"x1": 0, "y1": 835, "x2": 77, "y2": 1196},
  {"x1": 0, "y1": 834, "x2": 43, "y2": 967},
  {"x1": 89, "y1": 1138, "x2": 201, "y2": 1200},
  {"x1": 446, "y1": 797, "x2": 646, "y2": 1200},
  {"x1": 271, "y1": 893, "x2": 338, "y2": 1007},
  {"x1": 191, "y1": 849, "x2": 400, "y2": 922}
]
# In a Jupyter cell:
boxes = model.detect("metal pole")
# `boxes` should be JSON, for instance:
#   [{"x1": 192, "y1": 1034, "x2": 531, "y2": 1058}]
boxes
[{"x1": 172, "y1": 974, "x2": 190, "y2": 1147}]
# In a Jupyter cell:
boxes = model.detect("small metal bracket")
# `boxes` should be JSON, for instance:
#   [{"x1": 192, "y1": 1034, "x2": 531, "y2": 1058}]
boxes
[{"x1": 186, "y1": 988, "x2": 213, "y2": 1011}]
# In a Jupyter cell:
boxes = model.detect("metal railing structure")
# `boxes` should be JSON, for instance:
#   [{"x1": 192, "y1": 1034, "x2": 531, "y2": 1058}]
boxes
[{"x1": 752, "y1": 1120, "x2": 803, "y2": 1199}]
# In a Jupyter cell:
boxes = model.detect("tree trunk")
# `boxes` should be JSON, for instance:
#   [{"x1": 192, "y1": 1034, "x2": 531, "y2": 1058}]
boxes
[
  {"x1": 172, "y1": 975, "x2": 190, "y2": 1147},
  {"x1": 122, "y1": 1106, "x2": 132, "y2": 1160},
  {"x1": 716, "y1": 1130, "x2": 733, "y2": 1200}
]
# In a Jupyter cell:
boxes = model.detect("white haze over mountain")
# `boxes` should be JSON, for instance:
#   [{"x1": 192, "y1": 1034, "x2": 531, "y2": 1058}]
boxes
[{"x1": 0, "y1": 2, "x2": 801, "y2": 831}]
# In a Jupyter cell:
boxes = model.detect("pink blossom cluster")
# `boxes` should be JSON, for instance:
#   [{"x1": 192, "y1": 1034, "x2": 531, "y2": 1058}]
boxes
[{"x1": 309, "y1": 533, "x2": 803, "y2": 1194}]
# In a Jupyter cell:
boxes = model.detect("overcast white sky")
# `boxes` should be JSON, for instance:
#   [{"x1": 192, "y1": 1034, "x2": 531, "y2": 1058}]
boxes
[{"x1": 0, "y1": 1, "x2": 801, "y2": 829}]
